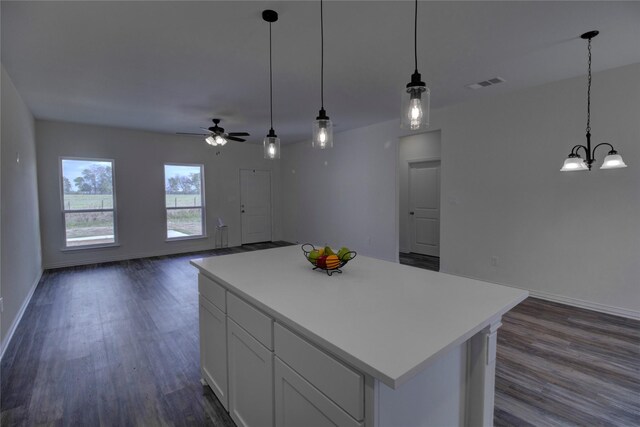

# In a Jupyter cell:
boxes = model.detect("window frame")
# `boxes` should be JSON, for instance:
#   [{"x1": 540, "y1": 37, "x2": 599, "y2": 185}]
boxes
[
  {"x1": 164, "y1": 162, "x2": 206, "y2": 241},
  {"x1": 59, "y1": 156, "x2": 119, "y2": 251}
]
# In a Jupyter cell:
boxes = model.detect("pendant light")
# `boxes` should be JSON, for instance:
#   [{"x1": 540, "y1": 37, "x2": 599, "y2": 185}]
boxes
[
  {"x1": 312, "y1": 0, "x2": 333, "y2": 149},
  {"x1": 401, "y1": 0, "x2": 430, "y2": 130},
  {"x1": 263, "y1": 10, "x2": 280, "y2": 160},
  {"x1": 560, "y1": 31, "x2": 627, "y2": 172}
]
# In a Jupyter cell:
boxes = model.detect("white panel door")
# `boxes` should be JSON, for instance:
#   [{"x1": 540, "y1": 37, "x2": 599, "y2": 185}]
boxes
[
  {"x1": 228, "y1": 319, "x2": 274, "y2": 427},
  {"x1": 409, "y1": 161, "x2": 440, "y2": 256},
  {"x1": 240, "y1": 169, "x2": 272, "y2": 244}
]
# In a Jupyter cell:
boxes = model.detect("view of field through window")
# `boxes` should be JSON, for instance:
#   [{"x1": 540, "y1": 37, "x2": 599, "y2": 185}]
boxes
[
  {"x1": 61, "y1": 159, "x2": 116, "y2": 247},
  {"x1": 165, "y1": 164, "x2": 204, "y2": 239}
]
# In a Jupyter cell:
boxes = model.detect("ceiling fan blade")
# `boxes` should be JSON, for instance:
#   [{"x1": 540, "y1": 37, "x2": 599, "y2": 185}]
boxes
[
  {"x1": 177, "y1": 132, "x2": 208, "y2": 136},
  {"x1": 226, "y1": 136, "x2": 246, "y2": 142},
  {"x1": 227, "y1": 132, "x2": 250, "y2": 137}
]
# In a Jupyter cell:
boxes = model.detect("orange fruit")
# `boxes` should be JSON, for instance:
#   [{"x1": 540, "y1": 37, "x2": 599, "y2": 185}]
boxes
[{"x1": 325, "y1": 254, "x2": 340, "y2": 269}]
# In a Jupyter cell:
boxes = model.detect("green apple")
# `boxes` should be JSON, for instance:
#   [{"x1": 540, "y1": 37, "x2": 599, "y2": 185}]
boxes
[
  {"x1": 308, "y1": 249, "x2": 320, "y2": 265},
  {"x1": 338, "y1": 247, "x2": 352, "y2": 261}
]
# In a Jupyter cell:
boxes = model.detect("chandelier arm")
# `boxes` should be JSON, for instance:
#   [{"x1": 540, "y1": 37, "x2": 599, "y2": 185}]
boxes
[
  {"x1": 592, "y1": 142, "x2": 615, "y2": 158},
  {"x1": 570, "y1": 144, "x2": 585, "y2": 155},
  {"x1": 573, "y1": 145, "x2": 590, "y2": 160}
]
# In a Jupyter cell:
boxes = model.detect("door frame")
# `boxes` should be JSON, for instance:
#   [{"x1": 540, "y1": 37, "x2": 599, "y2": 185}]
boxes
[
  {"x1": 239, "y1": 168, "x2": 273, "y2": 245},
  {"x1": 407, "y1": 157, "x2": 441, "y2": 256}
]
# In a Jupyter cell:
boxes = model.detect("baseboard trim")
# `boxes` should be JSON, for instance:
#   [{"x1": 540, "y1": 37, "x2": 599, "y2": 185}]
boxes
[
  {"x1": 43, "y1": 244, "x2": 234, "y2": 270},
  {"x1": 527, "y1": 289, "x2": 640, "y2": 321},
  {"x1": 439, "y1": 269, "x2": 639, "y2": 321},
  {"x1": 1, "y1": 269, "x2": 43, "y2": 361}
]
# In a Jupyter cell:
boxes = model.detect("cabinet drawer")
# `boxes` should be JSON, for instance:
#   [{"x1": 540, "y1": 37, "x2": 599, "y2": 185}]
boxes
[
  {"x1": 274, "y1": 323, "x2": 364, "y2": 421},
  {"x1": 198, "y1": 274, "x2": 226, "y2": 312},
  {"x1": 227, "y1": 293, "x2": 273, "y2": 350}
]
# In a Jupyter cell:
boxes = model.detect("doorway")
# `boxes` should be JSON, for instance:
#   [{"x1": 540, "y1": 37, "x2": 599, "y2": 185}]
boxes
[
  {"x1": 240, "y1": 169, "x2": 272, "y2": 244},
  {"x1": 408, "y1": 160, "x2": 440, "y2": 257},
  {"x1": 398, "y1": 130, "x2": 441, "y2": 271}
]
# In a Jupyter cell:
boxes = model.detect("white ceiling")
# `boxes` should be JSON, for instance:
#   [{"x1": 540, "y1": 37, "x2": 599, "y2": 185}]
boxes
[{"x1": 2, "y1": 1, "x2": 639, "y2": 144}]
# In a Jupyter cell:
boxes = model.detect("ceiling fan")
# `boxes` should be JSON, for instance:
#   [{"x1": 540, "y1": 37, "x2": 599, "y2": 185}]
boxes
[{"x1": 177, "y1": 118, "x2": 250, "y2": 146}]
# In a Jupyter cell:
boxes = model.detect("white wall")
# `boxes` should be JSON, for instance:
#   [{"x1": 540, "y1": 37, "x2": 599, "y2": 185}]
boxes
[
  {"x1": 283, "y1": 63, "x2": 640, "y2": 317},
  {"x1": 1, "y1": 65, "x2": 43, "y2": 353},
  {"x1": 36, "y1": 120, "x2": 283, "y2": 268},
  {"x1": 439, "y1": 63, "x2": 640, "y2": 318},
  {"x1": 281, "y1": 120, "x2": 400, "y2": 261},
  {"x1": 398, "y1": 131, "x2": 442, "y2": 253}
]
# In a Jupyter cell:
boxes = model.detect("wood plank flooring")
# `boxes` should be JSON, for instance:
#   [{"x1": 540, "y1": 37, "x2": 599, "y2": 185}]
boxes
[
  {"x1": 399, "y1": 252, "x2": 440, "y2": 272},
  {"x1": 1, "y1": 242, "x2": 292, "y2": 427},
  {"x1": 2, "y1": 242, "x2": 638, "y2": 426},
  {"x1": 495, "y1": 298, "x2": 640, "y2": 426}
]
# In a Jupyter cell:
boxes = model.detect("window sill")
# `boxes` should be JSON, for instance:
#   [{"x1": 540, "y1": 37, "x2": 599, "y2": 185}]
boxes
[
  {"x1": 165, "y1": 235, "x2": 208, "y2": 243},
  {"x1": 61, "y1": 243, "x2": 120, "y2": 252}
]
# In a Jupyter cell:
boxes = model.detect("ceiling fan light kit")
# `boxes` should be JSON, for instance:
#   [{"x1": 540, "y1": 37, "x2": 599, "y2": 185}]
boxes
[
  {"x1": 263, "y1": 9, "x2": 281, "y2": 160},
  {"x1": 401, "y1": 0, "x2": 430, "y2": 131},
  {"x1": 312, "y1": 0, "x2": 333, "y2": 149},
  {"x1": 560, "y1": 31, "x2": 627, "y2": 172}
]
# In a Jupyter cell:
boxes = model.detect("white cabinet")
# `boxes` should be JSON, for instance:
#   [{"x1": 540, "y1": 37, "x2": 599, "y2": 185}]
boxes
[
  {"x1": 199, "y1": 295, "x2": 228, "y2": 409},
  {"x1": 274, "y1": 358, "x2": 362, "y2": 427},
  {"x1": 227, "y1": 318, "x2": 274, "y2": 427}
]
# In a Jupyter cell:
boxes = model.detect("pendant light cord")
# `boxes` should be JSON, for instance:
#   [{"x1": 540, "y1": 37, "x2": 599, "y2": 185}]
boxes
[
  {"x1": 320, "y1": 0, "x2": 324, "y2": 109},
  {"x1": 269, "y1": 21, "x2": 274, "y2": 130},
  {"x1": 586, "y1": 37, "x2": 592, "y2": 134},
  {"x1": 414, "y1": 0, "x2": 418, "y2": 72}
]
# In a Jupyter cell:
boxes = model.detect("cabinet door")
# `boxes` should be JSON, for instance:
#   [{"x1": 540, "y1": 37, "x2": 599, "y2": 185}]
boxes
[
  {"x1": 228, "y1": 319, "x2": 274, "y2": 427},
  {"x1": 199, "y1": 296, "x2": 228, "y2": 410},
  {"x1": 274, "y1": 358, "x2": 362, "y2": 427}
]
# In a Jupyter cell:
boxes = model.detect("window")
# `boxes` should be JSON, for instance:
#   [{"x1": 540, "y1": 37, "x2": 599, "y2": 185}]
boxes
[
  {"x1": 164, "y1": 164, "x2": 205, "y2": 240},
  {"x1": 61, "y1": 158, "x2": 117, "y2": 248}
]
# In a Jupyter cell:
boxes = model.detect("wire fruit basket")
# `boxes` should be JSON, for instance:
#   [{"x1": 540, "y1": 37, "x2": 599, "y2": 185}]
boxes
[{"x1": 301, "y1": 243, "x2": 357, "y2": 276}]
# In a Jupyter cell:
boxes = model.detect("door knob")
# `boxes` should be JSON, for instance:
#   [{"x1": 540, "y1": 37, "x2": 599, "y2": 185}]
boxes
[{"x1": 409, "y1": 211, "x2": 415, "y2": 215}]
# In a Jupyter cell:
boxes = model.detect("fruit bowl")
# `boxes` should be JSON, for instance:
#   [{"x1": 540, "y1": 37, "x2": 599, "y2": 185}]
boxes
[{"x1": 301, "y1": 243, "x2": 357, "y2": 276}]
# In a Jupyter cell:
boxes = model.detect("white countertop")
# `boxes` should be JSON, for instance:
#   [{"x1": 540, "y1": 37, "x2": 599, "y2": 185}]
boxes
[{"x1": 191, "y1": 246, "x2": 528, "y2": 389}]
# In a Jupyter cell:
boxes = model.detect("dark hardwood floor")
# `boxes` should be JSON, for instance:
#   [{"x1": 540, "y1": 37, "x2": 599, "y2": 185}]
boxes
[
  {"x1": 495, "y1": 298, "x2": 640, "y2": 426},
  {"x1": 1, "y1": 242, "x2": 292, "y2": 426},
  {"x1": 399, "y1": 252, "x2": 440, "y2": 272},
  {"x1": 2, "y1": 242, "x2": 638, "y2": 426}
]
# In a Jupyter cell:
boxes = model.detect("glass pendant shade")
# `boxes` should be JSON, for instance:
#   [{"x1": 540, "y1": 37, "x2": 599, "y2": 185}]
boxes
[
  {"x1": 215, "y1": 135, "x2": 227, "y2": 146},
  {"x1": 560, "y1": 155, "x2": 588, "y2": 172},
  {"x1": 401, "y1": 85, "x2": 430, "y2": 130},
  {"x1": 264, "y1": 135, "x2": 280, "y2": 160},
  {"x1": 600, "y1": 153, "x2": 627, "y2": 169},
  {"x1": 313, "y1": 114, "x2": 333, "y2": 149},
  {"x1": 205, "y1": 135, "x2": 216, "y2": 146}
]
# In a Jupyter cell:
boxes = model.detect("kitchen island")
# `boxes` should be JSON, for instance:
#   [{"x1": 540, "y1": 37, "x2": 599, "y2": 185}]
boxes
[{"x1": 191, "y1": 245, "x2": 527, "y2": 427}]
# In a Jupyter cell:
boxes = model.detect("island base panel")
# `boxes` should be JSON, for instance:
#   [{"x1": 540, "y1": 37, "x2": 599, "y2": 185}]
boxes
[{"x1": 371, "y1": 319, "x2": 501, "y2": 427}]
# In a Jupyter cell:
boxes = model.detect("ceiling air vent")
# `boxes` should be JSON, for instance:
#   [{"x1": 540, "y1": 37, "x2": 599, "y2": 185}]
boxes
[{"x1": 466, "y1": 77, "x2": 506, "y2": 90}]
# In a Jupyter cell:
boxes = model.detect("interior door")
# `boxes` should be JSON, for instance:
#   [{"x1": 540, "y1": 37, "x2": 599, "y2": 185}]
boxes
[
  {"x1": 240, "y1": 169, "x2": 272, "y2": 244},
  {"x1": 409, "y1": 161, "x2": 440, "y2": 257}
]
